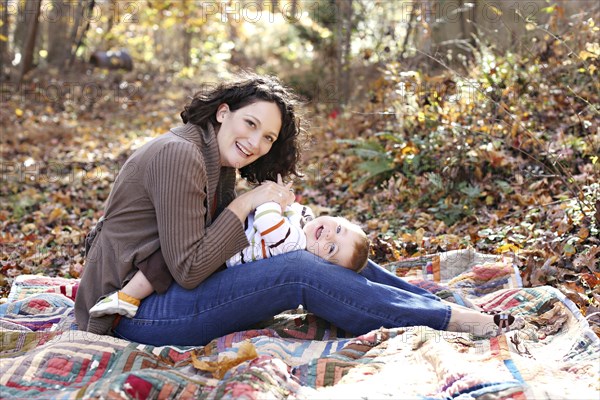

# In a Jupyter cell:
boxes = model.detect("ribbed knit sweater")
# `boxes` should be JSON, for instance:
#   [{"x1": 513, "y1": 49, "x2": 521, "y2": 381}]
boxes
[{"x1": 74, "y1": 123, "x2": 250, "y2": 335}]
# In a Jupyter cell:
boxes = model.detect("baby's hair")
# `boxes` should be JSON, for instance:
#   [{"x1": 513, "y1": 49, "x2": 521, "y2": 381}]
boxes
[{"x1": 348, "y1": 225, "x2": 370, "y2": 273}]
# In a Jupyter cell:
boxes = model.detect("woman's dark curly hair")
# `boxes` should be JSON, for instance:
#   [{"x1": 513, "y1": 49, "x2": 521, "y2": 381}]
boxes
[{"x1": 180, "y1": 72, "x2": 305, "y2": 183}]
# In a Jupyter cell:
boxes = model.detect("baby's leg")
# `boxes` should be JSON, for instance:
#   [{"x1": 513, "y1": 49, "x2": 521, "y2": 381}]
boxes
[
  {"x1": 122, "y1": 270, "x2": 154, "y2": 299},
  {"x1": 89, "y1": 271, "x2": 154, "y2": 318}
]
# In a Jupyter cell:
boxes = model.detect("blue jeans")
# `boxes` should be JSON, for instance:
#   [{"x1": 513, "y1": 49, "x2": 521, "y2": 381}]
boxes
[{"x1": 114, "y1": 251, "x2": 451, "y2": 346}]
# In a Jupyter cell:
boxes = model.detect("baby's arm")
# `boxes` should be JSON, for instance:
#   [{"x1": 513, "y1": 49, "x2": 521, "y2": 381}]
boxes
[{"x1": 253, "y1": 202, "x2": 306, "y2": 256}]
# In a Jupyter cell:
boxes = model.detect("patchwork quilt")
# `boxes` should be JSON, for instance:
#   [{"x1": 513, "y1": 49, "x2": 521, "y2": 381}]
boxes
[{"x1": 1, "y1": 250, "x2": 598, "y2": 399}]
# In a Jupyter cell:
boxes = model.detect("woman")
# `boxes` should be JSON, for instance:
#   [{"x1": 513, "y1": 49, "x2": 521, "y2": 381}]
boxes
[{"x1": 75, "y1": 73, "x2": 518, "y2": 345}]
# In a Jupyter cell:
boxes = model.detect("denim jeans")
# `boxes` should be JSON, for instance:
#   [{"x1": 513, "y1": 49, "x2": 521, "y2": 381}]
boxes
[{"x1": 113, "y1": 251, "x2": 451, "y2": 346}]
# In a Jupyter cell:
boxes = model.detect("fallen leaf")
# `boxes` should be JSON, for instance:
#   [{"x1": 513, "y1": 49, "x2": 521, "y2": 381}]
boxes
[
  {"x1": 21, "y1": 223, "x2": 37, "y2": 234},
  {"x1": 563, "y1": 243, "x2": 576, "y2": 257},
  {"x1": 577, "y1": 226, "x2": 590, "y2": 241},
  {"x1": 415, "y1": 228, "x2": 425, "y2": 245},
  {"x1": 191, "y1": 341, "x2": 257, "y2": 379},
  {"x1": 48, "y1": 208, "x2": 67, "y2": 223},
  {"x1": 580, "y1": 272, "x2": 600, "y2": 288},
  {"x1": 496, "y1": 243, "x2": 520, "y2": 254},
  {"x1": 69, "y1": 263, "x2": 84, "y2": 279},
  {"x1": 573, "y1": 245, "x2": 599, "y2": 269}
]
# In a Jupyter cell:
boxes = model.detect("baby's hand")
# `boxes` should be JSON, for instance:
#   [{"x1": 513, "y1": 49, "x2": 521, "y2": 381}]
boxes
[{"x1": 276, "y1": 174, "x2": 294, "y2": 208}]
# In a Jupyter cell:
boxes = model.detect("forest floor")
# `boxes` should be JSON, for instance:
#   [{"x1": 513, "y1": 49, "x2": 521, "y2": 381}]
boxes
[{"x1": 1, "y1": 64, "x2": 598, "y2": 337}]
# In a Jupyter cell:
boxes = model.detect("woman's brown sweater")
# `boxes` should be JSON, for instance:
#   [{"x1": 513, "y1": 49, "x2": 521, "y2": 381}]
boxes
[{"x1": 74, "y1": 123, "x2": 250, "y2": 335}]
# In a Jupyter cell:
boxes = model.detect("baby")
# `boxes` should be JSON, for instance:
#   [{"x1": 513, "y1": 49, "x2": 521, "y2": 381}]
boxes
[{"x1": 89, "y1": 202, "x2": 370, "y2": 318}]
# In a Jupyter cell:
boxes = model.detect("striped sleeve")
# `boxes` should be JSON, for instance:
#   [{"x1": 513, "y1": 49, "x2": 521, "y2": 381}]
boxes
[
  {"x1": 287, "y1": 203, "x2": 315, "y2": 228},
  {"x1": 253, "y1": 202, "x2": 306, "y2": 256},
  {"x1": 253, "y1": 202, "x2": 286, "y2": 241},
  {"x1": 144, "y1": 142, "x2": 249, "y2": 289}
]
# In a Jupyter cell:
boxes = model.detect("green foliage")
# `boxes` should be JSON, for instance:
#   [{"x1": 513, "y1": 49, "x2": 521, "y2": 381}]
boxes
[
  {"x1": 338, "y1": 138, "x2": 395, "y2": 186},
  {"x1": 339, "y1": 11, "x2": 598, "y2": 229}
]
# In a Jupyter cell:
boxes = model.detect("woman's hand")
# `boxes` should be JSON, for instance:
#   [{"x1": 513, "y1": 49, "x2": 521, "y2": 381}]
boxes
[{"x1": 227, "y1": 174, "x2": 295, "y2": 221}]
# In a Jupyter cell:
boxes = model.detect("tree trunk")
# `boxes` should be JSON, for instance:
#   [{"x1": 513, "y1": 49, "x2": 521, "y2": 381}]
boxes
[
  {"x1": 399, "y1": 2, "x2": 417, "y2": 60},
  {"x1": 153, "y1": 26, "x2": 161, "y2": 61},
  {"x1": 459, "y1": 0, "x2": 468, "y2": 40},
  {"x1": 66, "y1": 0, "x2": 84, "y2": 67},
  {"x1": 291, "y1": 0, "x2": 297, "y2": 17},
  {"x1": 70, "y1": 0, "x2": 95, "y2": 67},
  {"x1": 47, "y1": 0, "x2": 70, "y2": 66},
  {"x1": 18, "y1": 0, "x2": 42, "y2": 84},
  {"x1": 335, "y1": 0, "x2": 353, "y2": 105},
  {"x1": 182, "y1": 27, "x2": 192, "y2": 67},
  {"x1": 0, "y1": 0, "x2": 10, "y2": 77},
  {"x1": 226, "y1": 2, "x2": 243, "y2": 67},
  {"x1": 13, "y1": 1, "x2": 26, "y2": 62},
  {"x1": 341, "y1": 0, "x2": 352, "y2": 104},
  {"x1": 470, "y1": 0, "x2": 479, "y2": 51}
]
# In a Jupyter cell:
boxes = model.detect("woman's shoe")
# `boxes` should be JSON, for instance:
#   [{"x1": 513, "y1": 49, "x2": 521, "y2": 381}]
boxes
[
  {"x1": 479, "y1": 310, "x2": 524, "y2": 336},
  {"x1": 494, "y1": 313, "x2": 516, "y2": 335}
]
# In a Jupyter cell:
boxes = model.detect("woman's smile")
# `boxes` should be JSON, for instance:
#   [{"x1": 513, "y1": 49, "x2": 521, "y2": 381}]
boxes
[{"x1": 235, "y1": 141, "x2": 254, "y2": 157}]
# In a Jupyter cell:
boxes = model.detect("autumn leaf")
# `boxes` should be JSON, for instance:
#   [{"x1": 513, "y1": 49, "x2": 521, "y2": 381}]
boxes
[
  {"x1": 577, "y1": 227, "x2": 590, "y2": 241},
  {"x1": 580, "y1": 272, "x2": 600, "y2": 288},
  {"x1": 563, "y1": 243, "x2": 577, "y2": 257},
  {"x1": 191, "y1": 341, "x2": 257, "y2": 379},
  {"x1": 48, "y1": 208, "x2": 67, "y2": 223},
  {"x1": 496, "y1": 243, "x2": 520, "y2": 254},
  {"x1": 21, "y1": 223, "x2": 37, "y2": 234},
  {"x1": 573, "y1": 246, "x2": 599, "y2": 269},
  {"x1": 579, "y1": 42, "x2": 600, "y2": 60}
]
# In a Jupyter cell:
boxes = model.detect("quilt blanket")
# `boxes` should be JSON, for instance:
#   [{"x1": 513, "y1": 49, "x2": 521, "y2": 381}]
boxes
[{"x1": 1, "y1": 250, "x2": 599, "y2": 399}]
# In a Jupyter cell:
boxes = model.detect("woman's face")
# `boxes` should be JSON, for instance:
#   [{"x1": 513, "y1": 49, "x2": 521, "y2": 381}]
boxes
[{"x1": 216, "y1": 101, "x2": 282, "y2": 169}]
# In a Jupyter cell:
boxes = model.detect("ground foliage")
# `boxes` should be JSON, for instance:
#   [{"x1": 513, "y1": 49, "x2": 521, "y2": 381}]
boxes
[
  {"x1": 1, "y1": 22, "x2": 598, "y2": 338},
  {"x1": 299, "y1": 16, "x2": 599, "y2": 335}
]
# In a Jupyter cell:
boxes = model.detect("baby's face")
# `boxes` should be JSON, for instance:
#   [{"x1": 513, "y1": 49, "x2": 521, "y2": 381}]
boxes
[{"x1": 302, "y1": 216, "x2": 362, "y2": 269}]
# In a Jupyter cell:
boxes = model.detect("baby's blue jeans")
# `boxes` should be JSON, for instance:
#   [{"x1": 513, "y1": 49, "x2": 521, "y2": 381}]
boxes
[{"x1": 113, "y1": 251, "x2": 451, "y2": 346}]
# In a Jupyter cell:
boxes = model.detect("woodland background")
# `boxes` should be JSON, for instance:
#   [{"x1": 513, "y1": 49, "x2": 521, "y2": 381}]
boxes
[{"x1": 0, "y1": 0, "x2": 598, "y2": 335}]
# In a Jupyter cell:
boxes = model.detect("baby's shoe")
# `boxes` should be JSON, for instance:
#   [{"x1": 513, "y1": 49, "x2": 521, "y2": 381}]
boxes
[{"x1": 89, "y1": 291, "x2": 139, "y2": 318}]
